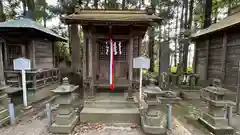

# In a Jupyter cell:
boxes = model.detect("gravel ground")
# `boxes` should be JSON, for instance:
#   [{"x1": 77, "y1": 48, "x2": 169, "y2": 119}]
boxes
[{"x1": 0, "y1": 109, "x2": 199, "y2": 135}]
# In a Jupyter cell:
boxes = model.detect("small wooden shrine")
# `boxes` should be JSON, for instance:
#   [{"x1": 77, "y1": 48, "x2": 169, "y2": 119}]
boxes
[
  {"x1": 191, "y1": 7, "x2": 240, "y2": 91},
  {"x1": 61, "y1": 8, "x2": 162, "y2": 98},
  {"x1": 0, "y1": 18, "x2": 66, "y2": 103}
]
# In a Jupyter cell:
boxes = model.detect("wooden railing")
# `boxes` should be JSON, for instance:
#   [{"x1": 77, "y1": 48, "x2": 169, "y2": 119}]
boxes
[{"x1": 4, "y1": 68, "x2": 60, "y2": 93}]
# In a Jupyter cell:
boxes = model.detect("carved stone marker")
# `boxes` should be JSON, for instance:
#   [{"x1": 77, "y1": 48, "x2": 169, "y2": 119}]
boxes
[
  {"x1": 0, "y1": 85, "x2": 10, "y2": 126},
  {"x1": 199, "y1": 86, "x2": 234, "y2": 135},
  {"x1": 50, "y1": 77, "x2": 79, "y2": 134}
]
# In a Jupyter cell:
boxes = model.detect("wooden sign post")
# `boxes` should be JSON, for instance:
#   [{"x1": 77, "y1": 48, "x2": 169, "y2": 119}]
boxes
[
  {"x1": 13, "y1": 57, "x2": 31, "y2": 108},
  {"x1": 133, "y1": 56, "x2": 150, "y2": 100}
]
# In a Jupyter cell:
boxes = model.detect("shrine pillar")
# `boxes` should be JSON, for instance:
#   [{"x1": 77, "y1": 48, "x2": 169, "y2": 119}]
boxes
[
  {"x1": 127, "y1": 34, "x2": 134, "y2": 99},
  {"x1": 89, "y1": 28, "x2": 97, "y2": 98}
]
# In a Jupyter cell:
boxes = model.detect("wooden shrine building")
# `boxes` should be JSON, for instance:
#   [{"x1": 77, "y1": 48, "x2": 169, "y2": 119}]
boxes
[
  {"x1": 191, "y1": 7, "x2": 240, "y2": 91},
  {"x1": 61, "y1": 8, "x2": 162, "y2": 98},
  {"x1": 0, "y1": 18, "x2": 66, "y2": 104}
]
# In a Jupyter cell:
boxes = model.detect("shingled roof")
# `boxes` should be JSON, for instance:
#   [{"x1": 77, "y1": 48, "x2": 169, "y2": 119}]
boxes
[
  {"x1": 191, "y1": 11, "x2": 240, "y2": 38},
  {"x1": 61, "y1": 9, "x2": 162, "y2": 24},
  {"x1": 0, "y1": 18, "x2": 67, "y2": 41}
]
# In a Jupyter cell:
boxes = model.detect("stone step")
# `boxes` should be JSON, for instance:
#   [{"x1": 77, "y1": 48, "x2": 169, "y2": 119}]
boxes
[
  {"x1": 84, "y1": 100, "x2": 139, "y2": 108},
  {"x1": 80, "y1": 107, "x2": 140, "y2": 124}
]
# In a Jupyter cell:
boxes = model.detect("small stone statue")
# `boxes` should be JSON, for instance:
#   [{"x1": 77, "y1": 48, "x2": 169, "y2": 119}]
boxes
[{"x1": 212, "y1": 78, "x2": 222, "y2": 87}]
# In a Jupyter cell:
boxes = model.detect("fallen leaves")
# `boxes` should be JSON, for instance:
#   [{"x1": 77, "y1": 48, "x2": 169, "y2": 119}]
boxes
[{"x1": 78, "y1": 122, "x2": 104, "y2": 133}]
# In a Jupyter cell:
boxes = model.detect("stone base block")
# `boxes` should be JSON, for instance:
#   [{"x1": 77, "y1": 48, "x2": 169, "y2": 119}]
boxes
[
  {"x1": 50, "y1": 115, "x2": 79, "y2": 134},
  {"x1": 198, "y1": 117, "x2": 234, "y2": 135},
  {"x1": 55, "y1": 111, "x2": 76, "y2": 125},
  {"x1": 202, "y1": 113, "x2": 228, "y2": 127},
  {"x1": 0, "y1": 109, "x2": 9, "y2": 120},
  {"x1": 141, "y1": 115, "x2": 166, "y2": 135},
  {"x1": 0, "y1": 116, "x2": 9, "y2": 126}
]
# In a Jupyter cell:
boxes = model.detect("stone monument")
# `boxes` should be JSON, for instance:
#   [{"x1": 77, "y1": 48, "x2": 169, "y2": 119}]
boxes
[
  {"x1": 0, "y1": 85, "x2": 10, "y2": 126},
  {"x1": 198, "y1": 85, "x2": 234, "y2": 135},
  {"x1": 50, "y1": 77, "x2": 79, "y2": 134}
]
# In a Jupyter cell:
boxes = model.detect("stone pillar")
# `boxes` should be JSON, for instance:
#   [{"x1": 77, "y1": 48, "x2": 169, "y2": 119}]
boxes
[
  {"x1": 0, "y1": 85, "x2": 10, "y2": 126},
  {"x1": 199, "y1": 86, "x2": 234, "y2": 135},
  {"x1": 50, "y1": 78, "x2": 79, "y2": 134},
  {"x1": 127, "y1": 35, "x2": 133, "y2": 99},
  {"x1": 0, "y1": 43, "x2": 5, "y2": 85}
]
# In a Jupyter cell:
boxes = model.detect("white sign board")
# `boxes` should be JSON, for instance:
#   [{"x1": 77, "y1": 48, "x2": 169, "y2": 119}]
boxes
[
  {"x1": 13, "y1": 57, "x2": 31, "y2": 70},
  {"x1": 133, "y1": 56, "x2": 150, "y2": 69}
]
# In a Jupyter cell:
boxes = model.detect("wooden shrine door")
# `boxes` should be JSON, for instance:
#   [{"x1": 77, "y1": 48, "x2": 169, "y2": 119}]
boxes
[{"x1": 98, "y1": 39, "x2": 128, "y2": 83}]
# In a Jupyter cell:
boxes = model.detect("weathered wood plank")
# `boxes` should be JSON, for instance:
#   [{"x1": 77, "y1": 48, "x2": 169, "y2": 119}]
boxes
[{"x1": 34, "y1": 40, "x2": 53, "y2": 69}]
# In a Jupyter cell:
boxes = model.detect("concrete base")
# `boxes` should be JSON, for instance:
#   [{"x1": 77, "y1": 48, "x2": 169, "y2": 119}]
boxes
[
  {"x1": 198, "y1": 117, "x2": 234, "y2": 135},
  {"x1": 50, "y1": 115, "x2": 79, "y2": 134},
  {"x1": 80, "y1": 107, "x2": 140, "y2": 124}
]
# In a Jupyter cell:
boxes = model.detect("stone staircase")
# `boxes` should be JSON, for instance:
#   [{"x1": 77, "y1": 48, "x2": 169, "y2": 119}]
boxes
[{"x1": 80, "y1": 93, "x2": 140, "y2": 124}]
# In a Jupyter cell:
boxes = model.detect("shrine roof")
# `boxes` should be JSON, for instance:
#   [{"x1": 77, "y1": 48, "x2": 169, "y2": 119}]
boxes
[
  {"x1": 0, "y1": 18, "x2": 67, "y2": 41},
  {"x1": 61, "y1": 9, "x2": 162, "y2": 24},
  {"x1": 191, "y1": 11, "x2": 240, "y2": 38}
]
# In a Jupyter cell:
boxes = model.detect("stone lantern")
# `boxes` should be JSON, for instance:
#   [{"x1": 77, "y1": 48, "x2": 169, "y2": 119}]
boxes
[
  {"x1": 50, "y1": 77, "x2": 79, "y2": 134},
  {"x1": 199, "y1": 86, "x2": 234, "y2": 134},
  {"x1": 0, "y1": 85, "x2": 10, "y2": 126}
]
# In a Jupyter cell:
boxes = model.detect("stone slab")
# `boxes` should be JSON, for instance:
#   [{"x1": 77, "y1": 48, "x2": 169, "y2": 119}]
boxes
[
  {"x1": 80, "y1": 108, "x2": 140, "y2": 124},
  {"x1": 198, "y1": 117, "x2": 234, "y2": 135},
  {"x1": 50, "y1": 115, "x2": 79, "y2": 134},
  {"x1": 202, "y1": 113, "x2": 228, "y2": 127},
  {"x1": 84, "y1": 100, "x2": 138, "y2": 108}
]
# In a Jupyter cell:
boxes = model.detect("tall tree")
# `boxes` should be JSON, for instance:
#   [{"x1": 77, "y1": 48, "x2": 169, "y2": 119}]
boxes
[
  {"x1": 94, "y1": 0, "x2": 98, "y2": 9},
  {"x1": 122, "y1": 0, "x2": 125, "y2": 9},
  {"x1": 203, "y1": 0, "x2": 212, "y2": 28},
  {"x1": 0, "y1": 0, "x2": 5, "y2": 22},
  {"x1": 26, "y1": 0, "x2": 36, "y2": 20}
]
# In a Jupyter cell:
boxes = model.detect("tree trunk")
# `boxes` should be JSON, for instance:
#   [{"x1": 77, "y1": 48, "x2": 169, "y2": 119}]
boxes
[
  {"x1": 0, "y1": 0, "x2": 5, "y2": 22},
  {"x1": 182, "y1": 0, "x2": 189, "y2": 72},
  {"x1": 26, "y1": 0, "x2": 36, "y2": 20},
  {"x1": 203, "y1": 0, "x2": 212, "y2": 28},
  {"x1": 174, "y1": 1, "x2": 179, "y2": 66},
  {"x1": 94, "y1": 0, "x2": 98, "y2": 9},
  {"x1": 43, "y1": 0, "x2": 47, "y2": 27},
  {"x1": 122, "y1": 0, "x2": 125, "y2": 9},
  {"x1": 228, "y1": 0, "x2": 232, "y2": 16},
  {"x1": 148, "y1": 27, "x2": 155, "y2": 72},
  {"x1": 188, "y1": 0, "x2": 194, "y2": 29},
  {"x1": 22, "y1": 0, "x2": 27, "y2": 16}
]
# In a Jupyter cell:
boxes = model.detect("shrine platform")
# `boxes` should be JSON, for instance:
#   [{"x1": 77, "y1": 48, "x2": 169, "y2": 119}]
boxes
[{"x1": 80, "y1": 92, "x2": 140, "y2": 124}]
